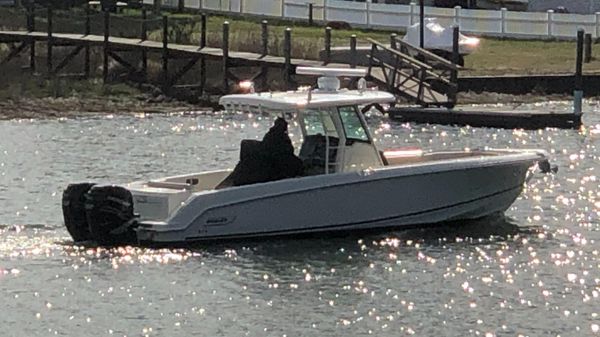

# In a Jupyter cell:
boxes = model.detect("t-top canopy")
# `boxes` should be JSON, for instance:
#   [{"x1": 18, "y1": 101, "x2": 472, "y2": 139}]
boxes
[
  {"x1": 296, "y1": 67, "x2": 367, "y2": 77},
  {"x1": 220, "y1": 89, "x2": 395, "y2": 111}
]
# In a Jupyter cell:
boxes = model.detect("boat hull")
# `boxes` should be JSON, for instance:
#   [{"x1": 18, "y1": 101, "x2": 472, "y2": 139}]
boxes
[{"x1": 137, "y1": 155, "x2": 536, "y2": 244}]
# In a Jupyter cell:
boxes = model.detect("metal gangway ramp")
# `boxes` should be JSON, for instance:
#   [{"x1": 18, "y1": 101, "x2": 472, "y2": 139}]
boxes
[{"x1": 365, "y1": 38, "x2": 460, "y2": 108}]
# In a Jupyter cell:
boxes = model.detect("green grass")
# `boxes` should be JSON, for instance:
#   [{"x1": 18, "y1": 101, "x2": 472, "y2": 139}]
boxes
[{"x1": 2, "y1": 6, "x2": 599, "y2": 79}]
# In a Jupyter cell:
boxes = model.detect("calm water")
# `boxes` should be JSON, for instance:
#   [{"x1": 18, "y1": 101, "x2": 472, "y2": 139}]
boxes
[{"x1": 0, "y1": 101, "x2": 599, "y2": 337}]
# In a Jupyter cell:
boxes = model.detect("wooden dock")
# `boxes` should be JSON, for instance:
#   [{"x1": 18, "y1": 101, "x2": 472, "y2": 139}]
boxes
[
  {"x1": 0, "y1": 4, "x2": 457, "y2": 107},
  {"x1": 388, "y1": 107, "x2": 582, "y2": 129},
  {"x1": 0, "y1": 4, "x2": 587, "y2": 129}
]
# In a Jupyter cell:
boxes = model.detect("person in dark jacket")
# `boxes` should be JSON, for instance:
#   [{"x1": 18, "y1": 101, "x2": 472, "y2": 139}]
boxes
[{"x1": 216, "y1": 118, "x2": 303, "y2": 189}]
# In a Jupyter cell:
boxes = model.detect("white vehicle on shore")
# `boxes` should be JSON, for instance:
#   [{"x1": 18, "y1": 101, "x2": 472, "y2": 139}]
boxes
[{"x1": 62, "y1": 67, "x2": 553, "y2": 245}]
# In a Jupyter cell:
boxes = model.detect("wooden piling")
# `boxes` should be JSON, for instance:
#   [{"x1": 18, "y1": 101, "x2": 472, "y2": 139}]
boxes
[
  {"x1": 284, "y1": 27, "x2": 292, "y2": 89},
  {"x1": 103, "y1": 10, "x2": 109, "y2": 83},
  {"x1": 223, "y1": 21, "x2": 230, "y2": 93},
  {"x1": 261, "y1": 20, "x2": 268, "y2": 56},
  {"x1": 200, "y1": 13, "x2": 207, "y2": 48},
  {"x1": 584, "y1": 33, "x2": 592, "y2": 63},
  {"x1": 324, "y1": 26, "x2": 331, "y2": 64},
  {"x1": 449, "y1": 25, "x2": 459, "y2": 107},
  {"x1": 162, "y1": 15, "x2": 169, "y2": 86},
  {"x1": 419, "y1": 0, "x2": 424, "y2": 48},
  {"x1": 390, "y1": 33, "x2": 397, "y2": 49},
  {"x1": 350, "y1": 34, "x2": 357, "y2": 68},
  {"x1": 46, "y1": 4, "x2": 53, "y2": 77},
  {"x1": 199, "y1": 13, "x2": 206, "y2": 95},
  {"x1": 141, "y1": 8, "x2": 147, "y2": 80},
  {"x1": 27, "y1": 1, "x2": 35, "y2": 72},
  {"x1": 308, "y1": 3, "x2": 314, "y2": 26},
  {"x1": 260, "y1": 20, "x2": 269, "y2": 90},
  {"x1": 574, "y1": 29, "x2": 584, "y2": 114},
  {"x1": 84, "y1": 3, "x2": 91, "y2": 78}
]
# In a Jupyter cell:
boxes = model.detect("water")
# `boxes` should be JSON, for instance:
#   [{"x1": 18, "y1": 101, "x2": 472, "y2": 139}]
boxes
[{"x1": 0, "y1": 102, "x2": 599, "y2": 337}]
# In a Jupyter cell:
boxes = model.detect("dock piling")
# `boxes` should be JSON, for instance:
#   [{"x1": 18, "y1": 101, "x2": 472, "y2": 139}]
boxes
[
  {"x1": 141, "y1": 8, "x2": 148, "y2": 80},
  {"x1": 162, "y1": 15, "x2": 169, "y2": 87},
  {"x1": 199, "y1": 13, "x2": 206, "y2": 95},
  {"x1": 84, "y1": 2, "x2": 91, "y2": 78},
  {"x1": 223, "y1": 21, "x2": 230, "y2": 93},
  {"x1": 449, "y1": 25, "x2": 459, "y2": 107},
  {"x1": 284, "y1": 27, "x2": 292, "y2": 90},
  {"x1": 584, "y1": 33, "x2": 592, "y2": 63},
  {"x1": 324, "y1": 26, "x2": 331, "y2": 64},
  {"x1": 260, "y1": 20, "x2": 269, "y2": 90},
  {"x1": 574, "y1": 29, "x2": 584, "y2": 114},
  {"x1": 103, "y1": 10, "x2": 109, "y2": 83},
  {"x1": 27, "y1": 0, "x2": 35, "y2": 72},
  {"x1": 261, "y1": 20, "x2": 268, "y2": 56},
  {"x1": 46, "y1": 3, "x2": 53, "y2": 78},
  {"x1": 350, "y1": 34, "x2": 357, "y2": 69}
]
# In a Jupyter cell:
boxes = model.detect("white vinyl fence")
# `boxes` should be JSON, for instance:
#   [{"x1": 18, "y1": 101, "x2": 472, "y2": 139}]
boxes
[{"x1": 144, "y1": 0, "x2": 600, "y2": 39}]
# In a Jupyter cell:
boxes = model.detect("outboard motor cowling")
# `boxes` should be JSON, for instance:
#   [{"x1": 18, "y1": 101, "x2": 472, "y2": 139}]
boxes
[
  {"x1": 85, "y1": 185, "x2": 138, "y2": 245},
  {"x1": 62, "y1": 182, "x2": 96, "y2": 242}
]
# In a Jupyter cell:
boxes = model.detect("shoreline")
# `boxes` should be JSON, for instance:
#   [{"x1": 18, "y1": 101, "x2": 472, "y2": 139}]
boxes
[{"x1": 0, "y1": 90, "x2": 583, "y2": 120}]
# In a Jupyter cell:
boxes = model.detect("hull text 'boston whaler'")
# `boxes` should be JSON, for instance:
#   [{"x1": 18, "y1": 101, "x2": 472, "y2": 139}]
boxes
[{"x1": 62, "y1": 68, "x2": 555, "y2": 245}]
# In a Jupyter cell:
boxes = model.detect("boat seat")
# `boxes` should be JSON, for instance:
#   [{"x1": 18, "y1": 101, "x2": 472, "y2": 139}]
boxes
[{"x1": 299, "y1": 135, "x2": 339, "y2": 175}]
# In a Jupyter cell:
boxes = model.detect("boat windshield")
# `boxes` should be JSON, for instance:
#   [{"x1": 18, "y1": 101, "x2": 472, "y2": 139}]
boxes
[
  {"x1": 338, "y1": 105, "x2": 369, "y2": 143},
  {"x1": 302, "y1": 108, "x2": 338, "y2": 137}
]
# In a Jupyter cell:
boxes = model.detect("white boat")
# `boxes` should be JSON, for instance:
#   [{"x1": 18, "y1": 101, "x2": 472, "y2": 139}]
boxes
[{"x1": 62, "y1": 68, "x2": 554, "y2": 245}]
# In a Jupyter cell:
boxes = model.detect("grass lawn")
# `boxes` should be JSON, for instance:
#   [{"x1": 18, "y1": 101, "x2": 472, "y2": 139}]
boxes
[{"x1": 1, "y1": 6, "x2": 599, "y2": 77}]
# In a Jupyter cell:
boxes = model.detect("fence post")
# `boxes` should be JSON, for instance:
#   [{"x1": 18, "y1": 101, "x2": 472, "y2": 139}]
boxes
[
  {"x1": 27, "y1": 1, "x2": 35, "y2": 72},
  {"x1": 409, "y1": 2, "x2": 415, "y2": 26},
  {"x1": 585, "y1": 33, "x2": 592, "y2": 63},
  {"x1": 308, "y1": 3, "x2": 313, "y2": 25},
  {"x1": 454, "y1": 5, "x2": 461, "y2": 26},
  {"x1": 324, "y1": 26, "x2": 331, "y2": 64},
  {"x1": 284, "y1": 27, "x2": 292, "y2": 90},
  {"x1": 47, "y1": 3, "x2": 53, "y2": 78},
  {"x1": 162, "y1": 15, "x2": 169, "y2": 87},
  {"x1": 500, "y1": 7, "x2": 507, "y2": 37},
  {"x1": 547, "y1": 9, "x2": 554, "y2": 38},
  {"x1": 103, "y1": 10, "x2": 109, "y2": 83},
  {"x1": 223, "y1": 21, "x2": 230, "y2": 93},
  {"x1": 574, "y1": 29, "x2": 584, "y2": 114}
]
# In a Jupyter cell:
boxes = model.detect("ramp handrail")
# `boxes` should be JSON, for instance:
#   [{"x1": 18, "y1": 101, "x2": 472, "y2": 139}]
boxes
[{"x1": 366, "y1": 38, "x2": 458, "y2": 108}]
